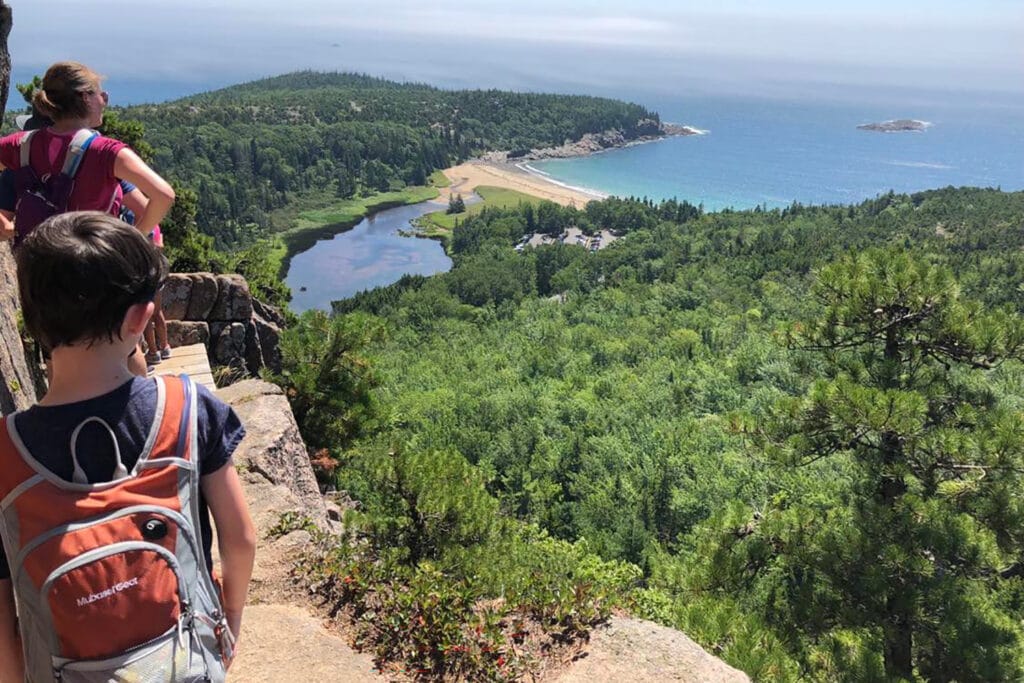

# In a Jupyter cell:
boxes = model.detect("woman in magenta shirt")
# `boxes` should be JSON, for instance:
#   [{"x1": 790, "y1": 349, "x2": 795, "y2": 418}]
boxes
[
  {"x1": 0, "y1": 61, "x2": 175, "y2": 376},
  {"x1": 0, "y1": 61, "x2": 174, "y2": 235}
]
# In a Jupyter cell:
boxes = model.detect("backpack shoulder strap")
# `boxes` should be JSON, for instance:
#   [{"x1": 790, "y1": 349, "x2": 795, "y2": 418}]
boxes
[
  {"x1": 137, "y1": 375, "x2": 196, "y2": 472},
  {"x1": 18, "y1": 130, "x2": 37, "y2": 169},
  {"x1": 105, "y1": 185, "x2": 121, "y2": 214},
  {"x1": 61, "y1": 129, "x2": 99, "y2": 179},
  {"x1": 174, "y1": 374, "x2": 195, "y2": 463},
  {"x1": 0, "y1": 414, "x2": 45, "y2": 505}
]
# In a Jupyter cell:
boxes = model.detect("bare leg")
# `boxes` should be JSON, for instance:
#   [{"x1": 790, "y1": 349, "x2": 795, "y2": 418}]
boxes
[
  {"x1": 144, "y1": 321, "x2": 157, "y2": 357},
  {"x1": 152, "y1": 289, "x2": 169, "y2": 351}
]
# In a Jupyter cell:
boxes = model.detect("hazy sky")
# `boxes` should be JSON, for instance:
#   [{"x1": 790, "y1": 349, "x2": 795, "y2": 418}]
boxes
[{"x1": 7, "y1": 0, "x2": 1023, "y2": 104}]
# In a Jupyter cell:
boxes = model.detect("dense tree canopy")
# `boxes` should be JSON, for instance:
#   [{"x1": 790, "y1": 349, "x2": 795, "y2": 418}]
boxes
[{"x1": 300, "y1": 187, "x2": 1024, "y2": 680}]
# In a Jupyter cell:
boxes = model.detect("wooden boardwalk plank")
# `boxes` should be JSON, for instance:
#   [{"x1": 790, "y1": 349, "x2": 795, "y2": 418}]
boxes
[{"x1": 149, "y1": 343, "x2": 217, "y2": 392}]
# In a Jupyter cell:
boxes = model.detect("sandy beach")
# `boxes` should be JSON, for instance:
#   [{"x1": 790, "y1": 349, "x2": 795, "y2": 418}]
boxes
[{"x1": 437, "y1": 161, "x2": 605, "y2": 208}]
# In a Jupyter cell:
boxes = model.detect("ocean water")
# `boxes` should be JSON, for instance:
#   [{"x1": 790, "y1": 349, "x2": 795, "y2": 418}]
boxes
[
  {"x1": 530, "y1": 94, "x2": 1024, "y2": 210},
  {"x1": 288, "y1": 93, "x2": 1023, "y2": 308}
]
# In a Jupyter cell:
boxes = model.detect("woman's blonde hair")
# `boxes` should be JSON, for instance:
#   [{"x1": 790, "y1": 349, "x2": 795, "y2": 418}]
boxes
[{"x1": 31, "y1": 61, "x2": 103, "y2": 121}]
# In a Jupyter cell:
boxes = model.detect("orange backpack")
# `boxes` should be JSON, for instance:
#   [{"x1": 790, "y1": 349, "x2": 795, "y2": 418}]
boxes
[{"x1": 0, "y1": 375, "x2": 231, "y2": 682}]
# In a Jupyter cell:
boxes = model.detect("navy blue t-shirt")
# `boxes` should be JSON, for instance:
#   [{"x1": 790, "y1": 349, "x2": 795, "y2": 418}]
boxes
[{"x1": 0, "y1": 376, "x2": 245, "y2": 579}]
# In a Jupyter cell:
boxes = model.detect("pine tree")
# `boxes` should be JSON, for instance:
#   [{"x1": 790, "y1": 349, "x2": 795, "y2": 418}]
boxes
[
  {"x1": 98, "y1": 110, "x2": 155, "y2": 162},
  {"x1": 275, "y1": 310, "x2": 383, "y2": 459},
  {"x1": 447, "y1": 193, "x2": 466, "y2": 214},
  {"x1": 335, "y1": 169, "x2": 356, "y2": 198},
  {"x1": 761, "y1": 249, "x2": 1024, "y2": 679}
]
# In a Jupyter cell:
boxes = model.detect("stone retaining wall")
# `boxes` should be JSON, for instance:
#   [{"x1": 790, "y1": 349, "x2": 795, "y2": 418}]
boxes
[{"x1": 162, "y1": 273, "x2": 282, "y2": 376}]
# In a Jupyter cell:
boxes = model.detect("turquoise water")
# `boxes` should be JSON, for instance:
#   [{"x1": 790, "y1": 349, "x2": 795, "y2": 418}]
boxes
[
  {"x1": 288, "y1": 94, "x2": 1023, "y2": 309},
  {"x1": 530, "y1": 95, "x2": 1024, "y2": 210}
]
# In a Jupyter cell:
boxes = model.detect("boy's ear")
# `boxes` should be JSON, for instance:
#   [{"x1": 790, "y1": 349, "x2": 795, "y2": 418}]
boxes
[{"x1": 121, "y1": 301, "x2": 155, "y2": 340}]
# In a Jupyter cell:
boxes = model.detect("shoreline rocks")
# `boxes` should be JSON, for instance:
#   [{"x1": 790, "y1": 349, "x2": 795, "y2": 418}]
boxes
[{"x1": 480, "y1": 121, "x2": 703, "y2": 164}]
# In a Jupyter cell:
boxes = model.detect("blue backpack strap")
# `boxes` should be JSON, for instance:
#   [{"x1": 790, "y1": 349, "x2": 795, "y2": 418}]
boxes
[
  {"x1": 18, "y1": 130, "x2": 37, "y2": 168},
  {"x1": 61, "y1": 129, "x2": 99, "y2": 178}
]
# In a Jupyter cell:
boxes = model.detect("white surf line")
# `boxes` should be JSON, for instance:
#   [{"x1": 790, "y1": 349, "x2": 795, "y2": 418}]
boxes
[
  {"x1": 887, "y1": 160, "x2": 953, "y2": 170},
  {"x1": 515, "y1": 162, "x2": 609, "y2": 200},
  {"x1": 521, "y1": 163, "x2": 552, "y2": 177},
  {"x1": 670, "y1": 124, "x2": 709, "y2": 135}
]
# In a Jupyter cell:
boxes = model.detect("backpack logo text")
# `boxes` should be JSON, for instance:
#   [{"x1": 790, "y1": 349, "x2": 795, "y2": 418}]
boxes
[{"x1": 76, "y1": 577, "x2": 140, "y2": 607}]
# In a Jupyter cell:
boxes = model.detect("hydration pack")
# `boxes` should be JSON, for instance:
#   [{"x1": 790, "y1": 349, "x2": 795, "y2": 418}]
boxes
[
  {"x1": 0, "y1": 375, "x2": 232, "y2": 682},
  {"x1": 11, "y1": 129, "x2": 118, "y2": 248}
]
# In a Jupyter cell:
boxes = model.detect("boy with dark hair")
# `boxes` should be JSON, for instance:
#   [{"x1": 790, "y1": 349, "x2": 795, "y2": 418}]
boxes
[
  {"x1": 15, "y1": 211, "x2": 163, "y2": 351},
  {"x1": 0, "y1": 212, "x2": 255, "y2": 682}
]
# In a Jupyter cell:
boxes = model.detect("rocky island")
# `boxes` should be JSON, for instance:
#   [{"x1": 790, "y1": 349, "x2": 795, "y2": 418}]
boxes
[{"x1": 857, "y1": 119, "x2": 931, "y2": 133}]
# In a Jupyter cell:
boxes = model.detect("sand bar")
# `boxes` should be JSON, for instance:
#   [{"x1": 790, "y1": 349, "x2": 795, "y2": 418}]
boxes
[{"x1": 436, "y1": 161, "x2": 605, "y2": 208}]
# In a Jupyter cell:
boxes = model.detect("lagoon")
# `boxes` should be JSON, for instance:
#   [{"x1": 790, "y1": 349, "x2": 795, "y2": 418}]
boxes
[{"x1": 285, "y1": 202, "x2": 452, "y2": 313}]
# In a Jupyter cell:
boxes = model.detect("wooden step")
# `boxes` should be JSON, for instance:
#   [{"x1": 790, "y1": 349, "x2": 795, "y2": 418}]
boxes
[{"x1": 149, "y1": 342, "x2": 216, "y2": 391}]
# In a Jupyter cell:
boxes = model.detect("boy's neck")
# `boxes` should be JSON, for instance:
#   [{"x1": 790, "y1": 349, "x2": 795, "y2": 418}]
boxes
[{"x1": 42, "y1": 343, "x2": 136, "y2": 406}]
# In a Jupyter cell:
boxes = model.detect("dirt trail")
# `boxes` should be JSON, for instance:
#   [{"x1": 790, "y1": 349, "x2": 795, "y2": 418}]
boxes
[
  {"x1": 230, "y1": 604, "x2": 382, "y2": 682},
  {"x1": 223, "y1": 471, "x2": 388, "y2": 682}
]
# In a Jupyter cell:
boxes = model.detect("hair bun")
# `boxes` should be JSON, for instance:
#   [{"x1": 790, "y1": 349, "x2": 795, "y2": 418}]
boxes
[
  {"x1": 35, "y1": 61, "x2": 101, "y2": 122},
  {"x1": 31, "y1": 88, "x2": 57, "y2": 119}
]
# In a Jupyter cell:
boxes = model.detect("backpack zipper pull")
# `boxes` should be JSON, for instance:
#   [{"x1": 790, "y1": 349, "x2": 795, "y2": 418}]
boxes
[{"x1": 178, "y1": 601, "x2": 193, "y2": 648}]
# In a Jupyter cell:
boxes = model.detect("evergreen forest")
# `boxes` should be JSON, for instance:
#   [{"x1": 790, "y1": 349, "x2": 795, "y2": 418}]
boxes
[
  {"x1": 120, "y1": 72, "x2": 660, "y2": 248},
  {"x1": 277, "y1": 186, "x2": 1024, "y2": 681}
]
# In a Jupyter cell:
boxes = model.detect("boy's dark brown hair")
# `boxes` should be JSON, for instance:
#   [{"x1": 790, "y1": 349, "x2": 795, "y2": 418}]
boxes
[{"x1": 16, "y1": 211, "x2": 166, "y2": 350}]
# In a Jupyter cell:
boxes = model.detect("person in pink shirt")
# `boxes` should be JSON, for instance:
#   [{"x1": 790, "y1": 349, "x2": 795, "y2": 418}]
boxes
[
  {"x1": 0, "y1": 61, "x2": 175, "y2": 377},
  {"x1": 0, "y1": 61, "x2": 174, "y2": 236}
]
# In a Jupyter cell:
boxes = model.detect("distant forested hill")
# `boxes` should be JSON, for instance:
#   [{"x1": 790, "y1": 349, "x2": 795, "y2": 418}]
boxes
[{"x1": 122, "y1": 71, "x2": 659, "y2": 246}]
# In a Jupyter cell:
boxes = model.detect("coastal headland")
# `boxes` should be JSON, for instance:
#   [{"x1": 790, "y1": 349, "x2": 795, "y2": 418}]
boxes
[
  {"x1": 480, "y1": 122, "x2": 703, "y2": 164},
  {"x1": 437, "y1": 122, "x2": 703, "y2": 208}
]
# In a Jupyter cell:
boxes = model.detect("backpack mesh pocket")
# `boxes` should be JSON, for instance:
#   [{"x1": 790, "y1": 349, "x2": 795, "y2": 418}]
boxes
[{"x1": 56, "y1": 627, "x2": 211, "y2": 682}]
